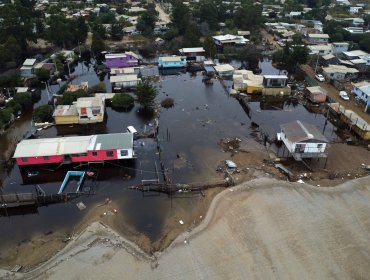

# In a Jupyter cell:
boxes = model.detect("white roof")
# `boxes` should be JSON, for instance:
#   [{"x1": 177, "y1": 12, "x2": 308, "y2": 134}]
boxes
[
  {"x1": 264, "y1": 75, "x2": 288, "y2": 79},
  {"x1": 323, "y1": 65, "x2": 359, "y2": 74},
  {"x1": 110, "y1": 75, "x2": 140, "y2": 83},
  {"x1": 159, "y1": 56, "x2": 184, "y2": 62},
  {"x1": 105, "y1": 53, "x2": 127, "y2": 59},
  {"x1": 14, "y1": 136, "x2": 93, "y2": 157},
  {"x1": 343, "y1": 50, "x2": 369, "y2": 57},
  {"x1": 179, "y1": 47, "x2": 205, "y2": 53},
  {"x1": 308, "y1": 33, "x2": 330, "y2": 38},
  {"x1": 76, "y1": 97, "x2": 103, "y2": 108},
  {"x1": 213, "y1": 64, "x2": 234, "y2": 73},
  {"x1": 212, "y1": 34, "x2": 248, "y2": 43},
  {"x1": 350, "y1": 58, "x2": 366, "y2": 64},
  {"x1": 23, "y1": 59, "x2": 37, "y2": 66}
]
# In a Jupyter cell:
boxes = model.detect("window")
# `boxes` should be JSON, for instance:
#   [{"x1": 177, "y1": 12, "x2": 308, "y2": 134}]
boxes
[
  {"x1": 120, "y1": 150, "x2": 128, "y2": 156},
  {"x1": 317, "y1": 144, "x2": 323, "y2": 148},
  {"x1": 43, "y1": 156, "x2": 49, "y2": 160},
  {"x1": 106, "y1": 151, "x2": 114, "y2": 157},
  {"x1": 92, "y1": 152, "x2": 98, "y2": 156},
  {"x1": 21, "y1": 157, "x2": 28, "y2": 162}
]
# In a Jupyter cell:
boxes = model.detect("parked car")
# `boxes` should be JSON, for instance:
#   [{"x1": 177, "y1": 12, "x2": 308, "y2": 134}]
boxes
[
  {"x1": 339, "y1": 91, "x2": 350, "y2": 100},
  {"x1": 315, "y1": 74, "x2": 325, "y2": 82}
]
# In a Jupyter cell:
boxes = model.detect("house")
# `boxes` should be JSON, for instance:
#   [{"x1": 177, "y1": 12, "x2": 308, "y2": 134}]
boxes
[
  {"x1": 213, "y1": 64, "x2": 235, "y2": 78},
  {"x1": 233, "y1": 70, "x2": 264, "y2": 94},
  {"x1": 337, "y1": 107, "x2": 370, "y2": 139},
  {"x1": 104, "y1": 53, "x2": 139, "y2": 68},
  {"x1": 306, "y1": 86, "x2": 327, "y2": 103},
  {"x1": 179, "y1": 47, "x2": 206, "y2": 62},
  {"x1": 278, "y1": 120, "x2": 328, "y2": 161},
  {"x1": 110, "y1": 67, "x2": 141, "y2": 76},
  {"x1": 307, "y1": 33, "x2": 330, "y2": 44},
  {"x1": 351, "y1": 81, "x2": 370, "y2": 112},
  {"x1": 308, "y1": 44, "x2": 333, "y2": 55},
  {"x1": 321, "y1": 54, "x2": 339, "y2": 66},
  {"x1": 33, "y1": 62, "x2": 56, "y2": 76},
  {"x1": 322, "y1": 65, "x2": 359, "y2": 81},
  {"x1": 13, "y1": 133, "x2": 134, "y2": 167},
  {"x1": 53, "y1": 96, "x2": 105, "y2": 125},
  {"x1": 212, "y1": 34, "x2": 249, "y2": 49},
  {"x1": 20, "y1": 59, "x2": 37, "y2": 78},
  {"x1": 158, "y1": 56, "x2": 187, "y2": 68},
  {"x1": 350, "y1": 6, "x2": 362, "y2": 14},
  {"x1": 110, "y1": 75, "x2": 141, "y2": 89},
  {"x1": 332, "y1": 42, "x2": 349, "y2": 54},
  {"x1": 76, "y1": 97, "x2": 105, "y2": 124},
  {"x1": 344, "y1": 27, "x2": 367, "y2": 34},
  {"x1": 343, "y1": 50, "x2": 369, "y2": 60}
]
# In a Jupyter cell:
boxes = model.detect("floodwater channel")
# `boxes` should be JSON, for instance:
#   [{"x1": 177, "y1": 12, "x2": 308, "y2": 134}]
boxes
[{"x1": 0, "y1": 59, "x2": 340, "y2": 265}]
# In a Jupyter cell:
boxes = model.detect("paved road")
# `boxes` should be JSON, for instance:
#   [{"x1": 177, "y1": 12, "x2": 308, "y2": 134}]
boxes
[{"x1": 301, "y1": 64, "x2": 370, "y2": 124}]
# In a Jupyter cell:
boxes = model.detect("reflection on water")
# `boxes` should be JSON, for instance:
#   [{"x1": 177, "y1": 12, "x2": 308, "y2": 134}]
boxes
[{"x1": 0, "y1": 61, "x2": 340, "y2": 256}]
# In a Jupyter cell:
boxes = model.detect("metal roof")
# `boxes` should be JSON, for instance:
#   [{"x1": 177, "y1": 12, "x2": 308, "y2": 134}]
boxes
[
  {"x1": 13, "y1": 136, "x2": 92, "y2": 158},
  {"x1": 264, "y1": 75, "x2": 288, "y2": 79},
  {"x1": 306, "y1": 86, "x2": 327, "y2": 95},
  {"x1": 23, "y1": 59, "x2": 37, "y2": 66},
  {"x1": 308, "y1": 33, "x2": 329, "y2": 38},
  {"x1": 13, "y1": 133, "x2": 134, "y2": 158},
  {"x1": 213, "y1": 64, "x2": 234, "y2": 72},
  {"x1": 179, "y1": 47, "x2": 205, "y2": 53},
  {"x1": 110, "y1": 75, "x2": 140, "y2": 83},
  {"x1": 53, "y1": 105, "x2": 78, "y2": 117},
  {"x1": 93, "y1": 133, "x2": 133, "y2": 150},
  {"x1": 280, "y1": 120, "x2": 328, "y2": 143}
]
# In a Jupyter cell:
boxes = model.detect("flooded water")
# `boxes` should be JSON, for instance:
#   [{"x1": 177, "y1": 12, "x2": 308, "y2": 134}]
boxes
[{"x1": 0, "y1": 59, "x2": 341, "y2": 257}]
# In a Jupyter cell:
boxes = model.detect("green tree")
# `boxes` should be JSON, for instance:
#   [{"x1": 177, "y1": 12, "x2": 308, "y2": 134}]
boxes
[
  {"x1": 359, "y1": 34, "x2": 370, "y2": 53},
  {"x1": 203, "y1": 36, "x2": 216, "y2": 59},
  {"x1": 0, "y1": 108, "x2": 14, "y2": 128},
  {"x1": 171, "y1": 0, "x2": 190, "y2": 35},
  {"x1": 137, "y1": 3, "x2": 158, "y2": 35},
  {"x1": 91, "y1": 32, "x2": 106, "y2": 56},
  {"x1": 33, "y1": 105, "x2": 53, "y2": 122},
  {"x1": 110, "y1": 23, "x2": 124, "y2": 40},
  {"x1": 234, "y1": 2, "x2": 263, "y2": 30},
  {"x1": 58, "y1": 89, "x2": 90, "y2": 105},
  {"x1": 35, "y1": 68, "x2": 50, "y2": 82},
  {"x1": 135, "y1": 81, "x2": 157, "y2": 110},
  {"x1": 13, "y1": 92, "x2": 32, "y2": 111},
  {"x1": 111, "y1": 93, "x2": 135, "y2": 109}
]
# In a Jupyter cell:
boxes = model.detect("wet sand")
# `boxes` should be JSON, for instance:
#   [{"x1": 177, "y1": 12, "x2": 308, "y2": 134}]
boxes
[{"x1": 3, "y1": 175, "x2": 370, "y2": 279}]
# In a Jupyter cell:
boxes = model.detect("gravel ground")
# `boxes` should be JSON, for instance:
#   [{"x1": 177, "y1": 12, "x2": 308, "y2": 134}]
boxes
[{"x1": 3, "y1": 176, "x2": 370, "y2": 280}]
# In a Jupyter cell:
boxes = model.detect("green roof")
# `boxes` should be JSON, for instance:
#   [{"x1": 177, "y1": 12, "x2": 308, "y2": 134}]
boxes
[{"x1": 94, "y1": 133, "x2": 133, "y2": 150}]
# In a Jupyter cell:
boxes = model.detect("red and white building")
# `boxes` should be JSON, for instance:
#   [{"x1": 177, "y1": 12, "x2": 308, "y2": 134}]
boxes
[{"x1": 13, "y1": 133, "x2": 134, "y2": 166}]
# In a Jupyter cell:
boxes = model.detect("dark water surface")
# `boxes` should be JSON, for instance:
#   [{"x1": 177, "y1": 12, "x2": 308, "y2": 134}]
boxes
[{"x1": 0, "y1": 61, "x2": 340, "y2": 254}]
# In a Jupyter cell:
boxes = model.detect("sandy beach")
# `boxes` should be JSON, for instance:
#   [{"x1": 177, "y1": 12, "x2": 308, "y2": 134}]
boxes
[{"x1": 2, "y1": 175, "x2": 370, "y2": 279}]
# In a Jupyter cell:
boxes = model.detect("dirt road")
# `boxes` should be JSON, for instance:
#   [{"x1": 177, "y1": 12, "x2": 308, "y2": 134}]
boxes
[
  {"x1": 155, "y1": 2, "x2": 170, "y2": 23},
  {"x1": 300, "y1": 64, "x2": 370, "y2": 124},
  {"x1": 6, "y1": 176, "x2": 370, "y2": 279}
]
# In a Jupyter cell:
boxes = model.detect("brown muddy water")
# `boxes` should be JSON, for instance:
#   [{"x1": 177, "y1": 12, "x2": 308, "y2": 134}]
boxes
[{"x1": 0, "y1": 60, "x2": 340, "y2": 262}]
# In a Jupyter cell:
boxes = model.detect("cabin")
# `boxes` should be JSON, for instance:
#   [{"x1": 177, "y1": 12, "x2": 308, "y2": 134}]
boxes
[
  {"x1": 104, "y1": 53, "x2": 139, "y2": 68},
  {"x1": 306, "y1": 86, "x2": 327, "y2": 103},
  {"x1": 322, "y1": 65, "x2": 359, "y2": 81},
  {"x1": 158, "y1": 56, "x2": 187, "y2": 69},
  {"x1": 307, "y1": 33, "x2": 330, "y2": 44},
  {"x1": 178, "y1": 47, "x2": 206, "y2": 62},
  {"x1": 110, "y1": 74, "x2": 141, "y2": 89},
  {"x1": 13, "y1": 133, "x2": 134, "y2": 167},
  {"x1": 278, "y1": 120, "x2": 328, "y2": 161}
]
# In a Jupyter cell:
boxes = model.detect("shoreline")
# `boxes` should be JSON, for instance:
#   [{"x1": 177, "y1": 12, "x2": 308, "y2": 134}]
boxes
[{"x1": 2, "y1": 175, "x2": 370, "y2": 279}]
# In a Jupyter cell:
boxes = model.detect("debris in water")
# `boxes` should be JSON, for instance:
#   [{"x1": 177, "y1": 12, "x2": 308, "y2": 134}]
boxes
[
  {"x1": 297, "y1": 179, "x2": 304, "y2": 184},
  {"x1": 76, "y1": 202, "x2": 86, "y2": 210},
  {"x1": 11, "y1": 265, "x2": 22, "y2": 272},
  {"x1": 179, "y1": 220, "x2": 184, "y2": 225},
  {"x1": 225, "y1": 160, "x2": 237, "y2": 168}
]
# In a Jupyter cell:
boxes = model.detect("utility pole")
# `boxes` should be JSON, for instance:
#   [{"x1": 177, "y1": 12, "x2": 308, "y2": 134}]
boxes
[{"x1": 314, "y1": 52, "x2": 320, "y2": 74}]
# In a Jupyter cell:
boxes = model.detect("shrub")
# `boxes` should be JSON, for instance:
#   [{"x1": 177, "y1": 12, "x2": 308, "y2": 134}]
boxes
[
  {"x1": 160, "y1": 97, "x2": 174, "y2": 108},
  {"x1": 33, "y1": 105, "x2": 53, "y2": 123},
  {"x1": 111, "y1": 93, "x2": 135, "y2": 109},
  {"x1": 57, "y1": 89, "x2": 91, "y2": 105},
  {"x1": 88, "y1": 82, "x2": 106, "y2": 94},
  {"x1": 13, "y1": 92, "x2": 32, "y2": 111}
]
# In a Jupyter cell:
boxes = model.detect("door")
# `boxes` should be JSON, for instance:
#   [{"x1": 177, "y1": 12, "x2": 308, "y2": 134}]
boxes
[{"x1": 294, "y1": 144, "x2": 305, "y2": 153}]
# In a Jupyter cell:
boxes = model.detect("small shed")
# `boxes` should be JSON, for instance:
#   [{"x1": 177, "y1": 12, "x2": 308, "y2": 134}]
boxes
[{"x1": 306, "y1": 86, "x2": 327, "y2": 103}]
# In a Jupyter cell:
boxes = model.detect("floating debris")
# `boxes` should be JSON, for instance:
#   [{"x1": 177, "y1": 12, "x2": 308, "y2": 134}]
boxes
[{"x1": 76, "y1": 202, "x2": 86, "y2": 211}]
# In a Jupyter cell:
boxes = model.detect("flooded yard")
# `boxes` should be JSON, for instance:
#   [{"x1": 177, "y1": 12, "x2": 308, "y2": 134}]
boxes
[{"x1": 0, "y1": 59, "x2": 346, "y2": 268}]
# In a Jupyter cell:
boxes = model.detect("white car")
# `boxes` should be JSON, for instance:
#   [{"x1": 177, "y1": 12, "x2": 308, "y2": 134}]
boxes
[
  {"x1": 339, "y1": 91, "x2": 350, "y2": 101},
  {"x1": 315, "y1": 74, "x2": 325, "y2": 82}
]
